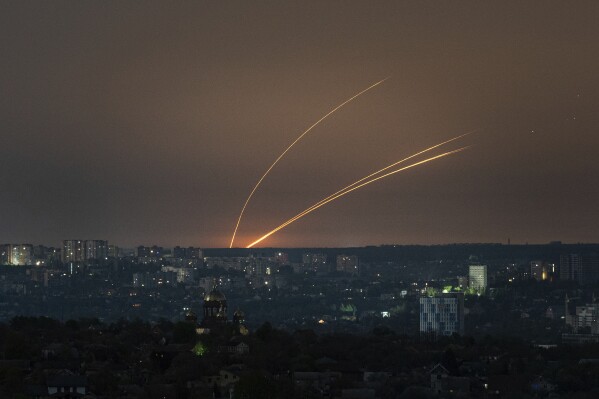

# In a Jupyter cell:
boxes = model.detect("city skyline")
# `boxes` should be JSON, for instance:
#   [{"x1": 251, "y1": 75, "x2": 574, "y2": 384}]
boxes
[{"x1": 1, "y1": 2, "x2": 598, "y2": 247}]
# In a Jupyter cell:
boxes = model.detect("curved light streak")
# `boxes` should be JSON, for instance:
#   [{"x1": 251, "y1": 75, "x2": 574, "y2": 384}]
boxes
[
  {"x1": 292, "y1": 131, "x2": 474, "y2": 218},
  {"x1": 246, "y1": 146, "x2": 470, "y2": 248},
  {"x1": 229, "y1": 77, "x2": 389, "y2": 247}
]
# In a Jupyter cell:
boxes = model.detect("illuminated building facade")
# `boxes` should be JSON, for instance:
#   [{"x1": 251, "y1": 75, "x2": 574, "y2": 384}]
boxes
[
  {"x1": 574, "y1": 304, "x2": 599, "y2": 334},
  {"x1": 63, "y1": 240, "x2": 108, "y2": 263},
  {"x1": 0, "y1": 244, "x2": 34, "y2": 265},
  {"x1": 85, "y1": 240, "x2": 108, "y2": 260},
  {"x1": 530, "y1": 260, "x2": 555, "y2": 281},
  {"x1": 108, "y1": 245, "x2": 120, "y2": 258},
  {"x1": 566, "y1": 301, "x2": 599, "y2": 334},
  {"x1": 419, "y1": 293, "x2": 464, "y2": 337},
  {"x1": 62, "y1": 240, "x2": 85, "y2": 263},
  {"x1": 468, "y1": 265, "x2": 488, "y2": 292}
]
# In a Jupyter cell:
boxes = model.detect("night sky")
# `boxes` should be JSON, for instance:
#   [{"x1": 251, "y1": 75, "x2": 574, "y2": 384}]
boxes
[{"x1": 1, "y1": 1, "x2": 598, "y2": 248}]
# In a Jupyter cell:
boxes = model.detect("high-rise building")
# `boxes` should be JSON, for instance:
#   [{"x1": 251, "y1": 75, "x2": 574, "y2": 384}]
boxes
[
  {"x1": 108, "y1": 245, "x2": 120, "y2": 258},
  {"x1": 63, "y1": 240, "x2": 107, "y2": 263},
  {"x1": 560, "y1": 254, "x2": 581, "y2": 282},
  {"x1": 469, "y1": 265, "x2": 488, "y2": 292},
  {"x1": 1, "y1": 245, "x2": 9, "y2": 264},
  {"x1": 62, "y1": 240, "x2": 85, "y2": 263},
  {"x1": 172, "y1": 246, "x2": 185, "y2": 258},
  {"x1": 561, "y1": 254, "x2": 599, "y2": 284},
  {"x1": 173, "y1": 246, "x2": 203, "y2": 259},
  {"x1": 0, "y1": 244, "x2": 34, "y2": 265},
  {"x1": 85, "y1": 240, "x2": 108, "y2": 260},
  {"x1": 31, "y1": 246, "x2": 61, "y2": 266},
  {"x1": 420, "y1": 293, "x2": 465, "y2": 337}
]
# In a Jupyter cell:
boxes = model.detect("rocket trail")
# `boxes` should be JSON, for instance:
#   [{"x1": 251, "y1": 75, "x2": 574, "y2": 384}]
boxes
[
  {"x1": 246, "y1": 131, "x2": 474, "y2": 248},
  {"x1": 293, "y1": 131, "x2": 474, "y2": 217},
  {"x1": 229, "y1": 77, "x2": 389, "y2": 248},
  {"x1": 246, "y1": 146, "x2": 470, "y2": 248}
]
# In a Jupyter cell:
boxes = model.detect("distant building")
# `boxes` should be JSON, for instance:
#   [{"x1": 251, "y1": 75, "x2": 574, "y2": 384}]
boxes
[
  {"x1": 336, "y1": 255, "x2": 360, "y2": 275},
  {"x1": 33, "y1": 246, "x2": 61, "y2": 265},
  {"x1": 560, "y1": 253, "x2": 599, "y2": 284},
  {"x1": 172, "y1": 246, "x2": 185, "y2": 258},
  {"x1": 469, "y1": 265, "x2": 488, "y2": 292},
  {"x1": 132, "y1": 272, "x2": 155, "y2": 288},
  {"x1": 273, "y1": 252, "x2": 289, "y2": 265},
  {"x1": 531, "y1": 261, "x2": 554, "y2": 281},
  {"x1": 136, "y1": 245, "x2": 164, "y2": 258},
  {"x1": 161, "y1": 265, "x2": 196, "y2": 284},
  {"x1": 561, "y1": 333, "x2": 599, "y2": 345},
  {"x1": 244, "y1": 256, "x2": 274, "y2": 277},
  {"x1": 561, "y1": 254, "x2": 582, "y2": 282},
  {"x1": 46, "y1": 373, "x2": 87, "y2": 397},
  {"x1": 420, "y1": 293, "x2": 465, "y2": 337},
  {"x1": 173, "y1": 246, "x2": 202, "y2": 259},
  {"x1": 62, "y1": 240, "x2": 107, "y2": 264},
  {"x1": 303, "y1": 253, "x2": 327, "y2": 265},
  {"x1": 204, "y1": 257, "x2": 248, "y2": 271},
  {"x1": 132, "y1": 271, "x2": 177, "y2": 288},
  {"x1": 430, "y1": 363, "x2": 471, "y2": 395},
  {"x1": 108, "y1": 244, "x2": 120, "y2": 258},
  {"x1": 566, "y1": 303, "x2": 599, "y2": 334},
  {"x1": 62, "y1": 240, "x2": 85, "y2": 263},
  {"x1": 0, "y1": 244, "x2": 34, "y2": 265},
  {"x1": 303, "y1": 253, "x2": 328, "y2": 273},
  {"x1": 84, "y1": 240, "x2": 108, "y2": 261}
]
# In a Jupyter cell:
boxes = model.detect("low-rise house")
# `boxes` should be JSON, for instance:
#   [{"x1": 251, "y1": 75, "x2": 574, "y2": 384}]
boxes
[
  {"x1": 430, "y1": 363, "x2": 470, "y2": 395},
  {"x1": 47, "y1": 373, "x2": 87, "y2": 397},
  {"x1": 216, "y1": 341, "x2": 249, "y2": 355}
]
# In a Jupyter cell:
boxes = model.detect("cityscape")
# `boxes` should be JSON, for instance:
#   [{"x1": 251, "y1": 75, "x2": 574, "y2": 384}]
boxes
[
  {"x1": 2, "y1": 1, "x2": 599, "y2": 399},
  {"x1": 2, "y1": 241, "x2": 599, "y2": 397}
]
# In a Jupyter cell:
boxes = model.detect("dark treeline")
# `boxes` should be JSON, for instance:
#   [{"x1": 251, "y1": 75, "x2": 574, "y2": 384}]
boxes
[{"x1": 2, "y1": 316, "x2": 599, "y2": 398}]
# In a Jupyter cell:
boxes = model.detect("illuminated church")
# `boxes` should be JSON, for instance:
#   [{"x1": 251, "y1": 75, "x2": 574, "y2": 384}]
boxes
[
  {"x1": 187, "y1": 287, "x2": 247, "y2": 335},
  {"x1": 203, "y1": 288, "x2": 228, "y2": 326}
]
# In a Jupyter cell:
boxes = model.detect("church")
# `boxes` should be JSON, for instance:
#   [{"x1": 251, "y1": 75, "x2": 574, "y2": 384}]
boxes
[{"x1": 185, "y1": 287, "x2": 247, "y2": 335}]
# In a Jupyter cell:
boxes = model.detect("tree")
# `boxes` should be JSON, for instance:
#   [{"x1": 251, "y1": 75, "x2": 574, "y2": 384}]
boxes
[
  {"x1": 173, "y1": 322, "x2": 197, "y2": 344},
  {"x1": 234, "y1": 371, "x2": 276, "y2": 399},
  {"x1": 255, "y1": 322, "x2": 273, "y2": 341}
]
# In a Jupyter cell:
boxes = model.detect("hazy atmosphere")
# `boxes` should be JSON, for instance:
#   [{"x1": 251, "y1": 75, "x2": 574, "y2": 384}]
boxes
[{"x1": 2, "y1": 1, "x2": 598, "y2": 247}]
